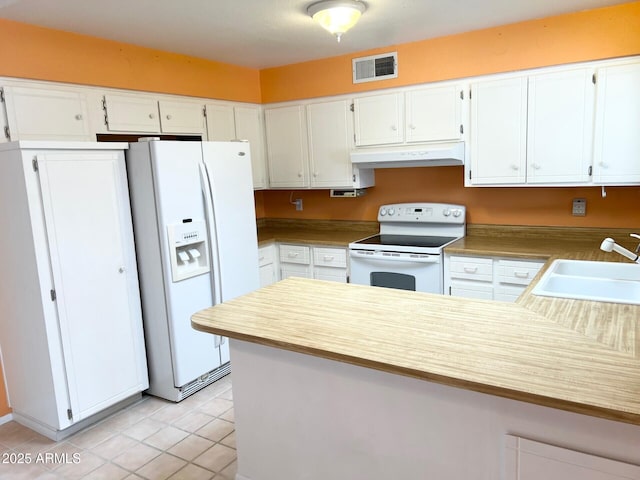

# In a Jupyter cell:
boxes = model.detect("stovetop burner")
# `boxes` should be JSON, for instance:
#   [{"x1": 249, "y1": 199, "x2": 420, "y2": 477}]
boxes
[{"x1": 354, "y1": 234, "x2": 458, "y2": 249}]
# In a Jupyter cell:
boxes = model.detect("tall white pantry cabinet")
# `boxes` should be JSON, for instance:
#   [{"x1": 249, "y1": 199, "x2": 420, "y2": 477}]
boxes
[{"x1": 0, "y1": 141, "x2": 148, "y2": 440}]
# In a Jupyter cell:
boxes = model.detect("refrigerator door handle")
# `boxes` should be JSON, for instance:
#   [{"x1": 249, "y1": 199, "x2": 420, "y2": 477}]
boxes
[{"x1": 197, "y1": 161, "x2": 223, "y2": 307}]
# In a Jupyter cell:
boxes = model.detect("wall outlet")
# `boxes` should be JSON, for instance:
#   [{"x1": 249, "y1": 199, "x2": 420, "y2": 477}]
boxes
[
  {"x1": 572, "y1": 198, "x2": 586, "y2": 216},
  {"x1": 294, "y1": 199, "x2": 303, "y2": 211}
]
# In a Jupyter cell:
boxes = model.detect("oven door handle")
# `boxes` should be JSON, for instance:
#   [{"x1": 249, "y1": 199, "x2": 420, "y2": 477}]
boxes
[{"x1": 349, "y1": 251, "x2": 440, "y2": 264}]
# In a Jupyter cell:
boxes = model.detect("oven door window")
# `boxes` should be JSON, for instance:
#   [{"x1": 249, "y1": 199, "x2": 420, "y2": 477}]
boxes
[{"x1": 370, "y1": 272, "x2": 416, "y2": 291}]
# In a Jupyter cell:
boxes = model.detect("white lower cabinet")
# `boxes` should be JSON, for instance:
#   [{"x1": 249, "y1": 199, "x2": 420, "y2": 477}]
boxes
[
  {"x1": 258, "y1": 244, "x2": 278, "y2": 287},
  {"x1": 279, "y1": 244, "x2": 348, "y2": 283},
  {"x1": 0, "y1": 142, "x2": 148, "y2": 440},
  {"x1": 505, "y1": 435, "x2": 640, "y2": 480},
  {"x1": 445, "y1": 254, "x2": 544, "y2": 302}
]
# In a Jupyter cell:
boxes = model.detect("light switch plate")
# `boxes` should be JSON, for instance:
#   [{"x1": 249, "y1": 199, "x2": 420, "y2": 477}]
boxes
[{"x1": 572, "y1": 198, "x2": 586, "y2": 216}]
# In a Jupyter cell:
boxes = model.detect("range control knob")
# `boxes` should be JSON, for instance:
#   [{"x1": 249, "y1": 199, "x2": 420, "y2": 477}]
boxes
[
  {"x1": 443, "y1": 209, "x2": 451, "y2": 217},
  {"x1": 452, "y1": 209, "x2": 462, "y2": 218},
  {"x1": 380, "y1": 208, "x2": 387, "y2": 216},
  {"x1": 388, "y1": 208, "x2": 395, "y2": 216}
]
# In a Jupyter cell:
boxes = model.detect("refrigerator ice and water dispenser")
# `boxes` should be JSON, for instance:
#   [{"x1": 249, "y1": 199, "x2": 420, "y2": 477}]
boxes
[{"x1": 167, "y1": 220, "x2": 210, "y2": 282}]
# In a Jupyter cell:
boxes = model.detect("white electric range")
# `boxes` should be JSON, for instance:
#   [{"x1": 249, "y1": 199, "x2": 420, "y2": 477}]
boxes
[{"x1": 349, "y1": 203, "x2": 466, "y2": 293}]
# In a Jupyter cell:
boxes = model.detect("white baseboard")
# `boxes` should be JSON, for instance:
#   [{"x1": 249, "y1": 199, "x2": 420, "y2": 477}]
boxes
[{"x1": 0, "y1": 412, "x2": 13, "y2": 426}]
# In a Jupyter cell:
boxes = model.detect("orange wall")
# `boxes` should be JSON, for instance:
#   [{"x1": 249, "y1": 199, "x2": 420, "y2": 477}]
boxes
[
  {"x1": 0, "y1": 18, "x2": 261, "y2": 102},
  {"x1": 259, "y1": 168, "x2": 640, "y2": 228},
  {"x1": 260, "y1": 2, "x2": 640, "y2": 102},
  {"x1": 258, "y1": 2, "x2": 640, "y2": 228}
]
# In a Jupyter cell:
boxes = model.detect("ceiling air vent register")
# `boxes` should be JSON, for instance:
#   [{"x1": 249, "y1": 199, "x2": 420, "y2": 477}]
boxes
[{"x1": 352, "y1": 52, "x2": 398, "y2": 84}]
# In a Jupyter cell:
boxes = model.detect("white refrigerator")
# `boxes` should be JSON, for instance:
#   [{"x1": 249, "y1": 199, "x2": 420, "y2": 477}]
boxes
[{"x1": 126, "y1": 139, "x2": 260, "y2": 402}]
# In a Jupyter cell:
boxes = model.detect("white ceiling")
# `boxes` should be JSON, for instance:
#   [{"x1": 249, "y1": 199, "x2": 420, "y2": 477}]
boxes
[{"x1": 0, "y1": 0, "x2": 631, "y2": 69}]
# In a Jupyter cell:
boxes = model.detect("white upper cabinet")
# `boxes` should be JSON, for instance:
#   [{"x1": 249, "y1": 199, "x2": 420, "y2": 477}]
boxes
[
  {"x1": 205, "y1": 103, "x2": 268, "y2": 189},
  {"x1": 3, "y1": 85, "x2": 91, "y2": 141},
  {"x1": 103, "y1": 94, "x2": 204, "y2": 135},
  {"x1": 354, "y1": 84, "x2": 465, "y2": 147},
  {"x1": 526, "y1": 68, "x2": 594, "y2": 184},
  {"x1": 265, "y1": 99, "x2": 374, "y2": 189},
  {"x1": 354, "y1": 92, "x2": 404, "y2": 146},
  {"x1": 469, "y1": 67, "x2": 597, "y2": 186},
  {"x1": 307, "y1": 99, "x2": 357, "y2": 188},
  {"x1": 265, "y1": 104, "x2": 309, "y2": 188},
  {"x1": 158, "y1": 100, "x2": 205, "y2": 134},
  {"x1": 205, "y1": 103, "x2": 236, "y2": 141},
  {"x1": 405, "y1": 85, "x2": 463, "y2": 143},
  {"x1": 470, "y1": 77, "x2": 528, "y2": 185},
  {"x1": 593, "y1": 61, "x2": 640, "y2": 184}
]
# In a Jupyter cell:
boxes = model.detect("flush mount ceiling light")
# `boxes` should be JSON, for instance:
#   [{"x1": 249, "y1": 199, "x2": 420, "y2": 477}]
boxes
[{"x1": 307, "y1": 0, "x2": 367, "y2": 43}]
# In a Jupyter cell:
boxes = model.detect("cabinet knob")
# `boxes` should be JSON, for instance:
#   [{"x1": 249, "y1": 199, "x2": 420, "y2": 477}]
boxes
[
  {"x1": 531, "y1": 163, "x2": 541, "y2": 170},
  {"x1": 313, "y1": 172, "x2": 318, "y2": 177},
  {"x1": 75, "y1": 114, "x2": 83, "y2": 120},
  {"x1": 166, "y1": 114, "x2": 172, "y2": 120},
  {"x1": 391, "y1": 125, "x2": 397, "y2": 131},
  {"x1": 510, "y1": 164, "x2": 519, "y2": 171},
  {"x1": 118, "y1": 266, "x2": 126, "y2": 274},
  {"x1": 599, "y1": 161, "x2": 608, "y2": 169},
  {"x1": 409, "y1": 124, "x2": 416, "y2": 130},
  {"x1": 149, "y1": 113, "x2": 156, "y2": 119},
  {"x1": 298, "y1": 172, "x2": 303, "y2": 177}
]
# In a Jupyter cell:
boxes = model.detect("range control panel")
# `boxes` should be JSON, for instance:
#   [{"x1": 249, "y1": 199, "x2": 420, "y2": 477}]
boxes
[{"x1": 377, "y1": 203, "x2": 465, "y2": 224}]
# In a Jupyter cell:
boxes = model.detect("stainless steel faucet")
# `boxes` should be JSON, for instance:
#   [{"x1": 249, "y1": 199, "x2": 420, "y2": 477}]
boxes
[{"x1": 600, "y1": 234, "x2": 640, "y2": 263}]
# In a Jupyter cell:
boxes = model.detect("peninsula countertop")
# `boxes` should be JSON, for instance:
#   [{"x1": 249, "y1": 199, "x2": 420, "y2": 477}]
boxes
[{"x1": 193, "y1": 273, "x2": 640, "y2": 426}]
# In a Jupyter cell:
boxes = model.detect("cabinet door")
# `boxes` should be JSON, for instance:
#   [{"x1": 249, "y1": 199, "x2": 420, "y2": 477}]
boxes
[
  {"x1": 158, "y1": 100, "x2": 205, "y2": 135},
  {"x1": 406, "y1": 85, "x2": 463, "y2": 143},
  {"x1": 104, "y1": 94, "x2": 160, "y2": 132},
  {"x1": 506, "y1": 436, "x2": 640, "y2": 480},
  {"x1": 593, "y1": 61, "x2": 640, "y2": 184},
  {"x1": 527, "y1": 68, "x2": 594, "y2": 184},
  {"x1": 354, "y1": 92, "x2": 403, "y2": 146},
  {"x1": 265, "y1": 105, "x2": 308, "y2": 188},
  {"x1": 37, "y1": 151, "x2": 146, "y2": 422},
  {"x1": 307, "y1": 100, "x2": 354, "y2": 188},
  {"x1": 205, "y1": 103, "x2": 236, "y2": 141},
  {"x1": 3, "y1": 86, "x2": 91, "y2": 141},
  {"x1": 469, "y1": 77, "x2": 528, "y2": 185},
  {"x1": 235, "y1": 106, "x2": 268, "y2": 189}
]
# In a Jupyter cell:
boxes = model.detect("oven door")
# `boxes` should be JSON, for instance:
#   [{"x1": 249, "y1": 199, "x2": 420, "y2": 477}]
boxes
[{"x1": 349, "y1": 250, "x2": 443, "y2": 294}]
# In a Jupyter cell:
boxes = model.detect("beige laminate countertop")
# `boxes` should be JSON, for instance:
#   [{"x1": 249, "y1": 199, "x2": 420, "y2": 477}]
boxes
[{"x1": 197, "y1": 222, "x2": 640, "y2": 425}]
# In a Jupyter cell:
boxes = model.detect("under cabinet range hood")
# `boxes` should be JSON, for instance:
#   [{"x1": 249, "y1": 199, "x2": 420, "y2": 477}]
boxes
[{"x1": 350, "y1": 141, "x2": 465, "y2": 169}]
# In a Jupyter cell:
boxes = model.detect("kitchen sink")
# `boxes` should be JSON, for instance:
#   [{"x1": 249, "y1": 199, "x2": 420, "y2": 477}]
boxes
[{"x1": 531, "y1": 259, "x2": 640, "y2": 305}]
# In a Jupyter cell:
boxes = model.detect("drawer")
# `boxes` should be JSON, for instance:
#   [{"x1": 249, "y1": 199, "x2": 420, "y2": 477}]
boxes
[
  {"x1": 449, "y1": 256, "x2": 493, "y2": 282},
  {"x1": 494, "y1": 284, "x2": 526, "y2": 302},
  {"x1": 258, "y1": 244, "x2": 276, "y2": 267},
  {"x1": 281, "y1": 263, "x2": 312, "y2": 279},
  {"x1": 279, "y1": 244, "x2": 311, "y2": 265},
  {"x1": 313, "y1": 247, "x2": 347, "y2": 268},
  {"x1": 314, "y1": 266, "x2": 348, "y2": 283},
  {"x1": 497, "y1": 259, "x2": 544, "y2": 286}
]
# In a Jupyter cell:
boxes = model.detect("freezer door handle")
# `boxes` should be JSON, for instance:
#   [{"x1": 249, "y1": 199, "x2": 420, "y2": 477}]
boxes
[{"x1": 198, "y1": 161, "x2": 223, "y2": 305}]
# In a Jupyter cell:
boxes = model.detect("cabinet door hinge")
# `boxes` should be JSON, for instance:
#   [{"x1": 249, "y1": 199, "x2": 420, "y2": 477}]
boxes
[
  {"x1": 588, "y1": 165, "x2": 593, "y2": 176},
  {"x1": 469, "y1": 89, "x2": 472, "y2": 100},
  {"x1": 449, "y1": 286, "x2": 452, "y2": 295},
  {"x1": 468, "y1": 170, "x2": 472, "y2": 180},
  {"x1": 353, "y1": 174, "x2": 356, "y2": 182},
  {"x1": 50, "y1": 289, "x2": 56, "y2": 301},
  {"x1": 67, "y1": 408, "x2": 73, "y2": 420},
  {"x1": 0, "y1": 88, "x2": 4, "y2": 102},
  {"x1": 32, "y1": 158, "x2": 39, "y2": 172},
  {"x1": 101, "y1": 96, "x2": 107, "y2": 111},
  {"x1": 202, "y1": 106, "x2": 207, "y2": 117},
  {"x1": 592, "y1": 73, "x2": 597, "y2": 84},
  {"x1": 3, "y1": 126, "x2": 9, "y2": 139},
  {"x1": 104, "y1": 114, "x2": 109, "y2": 126},
  {"x1": 349, "y1": 103, "x2": 354, "y2": 112},
  {"x1": 460, "y1": 125, "x2": 464, "y2": 134},
  {"x1": 459, "y1": 90, "x2": 464, "y2": 100}
]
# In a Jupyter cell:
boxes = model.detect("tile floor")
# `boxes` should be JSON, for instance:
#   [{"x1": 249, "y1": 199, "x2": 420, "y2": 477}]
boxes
[{"x1": 0, "y1": 375, "x2": 237, "y2": 480}]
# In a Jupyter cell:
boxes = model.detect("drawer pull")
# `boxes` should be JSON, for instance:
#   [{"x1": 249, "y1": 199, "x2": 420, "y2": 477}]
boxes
[
  {"x1": 463, "y1": 266, "x2": 478, "y2": 273},
  {"x1": 288, "y1": 252, "x2": 299, "y2": 258},
  {"x1": 323, "y1": 255, "x2": 335, "y2": 261},
  {"x1": 259, "y1": 256, "x2": 265, "y2": 261},
  {"x1": 513, "y1": 271, "x2": 529, "y2": 278}
]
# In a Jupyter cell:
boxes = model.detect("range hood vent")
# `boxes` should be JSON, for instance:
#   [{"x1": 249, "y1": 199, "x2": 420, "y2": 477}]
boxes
[{"x1": 350, "y1": 142, "x2": 465, "y2": 169}]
